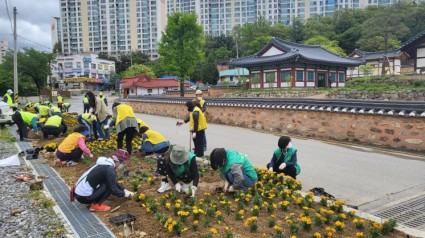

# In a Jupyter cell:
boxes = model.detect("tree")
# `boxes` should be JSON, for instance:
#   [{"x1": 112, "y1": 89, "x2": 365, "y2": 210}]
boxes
[
  {"x1": 359, "y1": 64, "x2": 374, "y2": 77},
  {"x1": 304, "y1": 36, "x2": 347, "y2": 56},
  {"x1": 158, "y1": 12, "x2": 204, "y2": 96},
  {"x1": 303, "y1": 15, "x2": 336, "y2": 40},
  {"x1": 0, "y1": 48, "x2": 52, "y2": 96},
  {"x1": 291, "y1": 18, "x2": 305, "y2": 43},
  {"x1": 122, "y1": 64, "x2": 155, "y2": 78}
]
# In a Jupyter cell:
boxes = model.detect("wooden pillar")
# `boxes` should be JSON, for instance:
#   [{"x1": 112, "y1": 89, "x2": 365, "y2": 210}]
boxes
[
  {"x1": 314, "y1": 67, "x2": 318, "y2": 88},
  {"x1": 327, "y1": 67, "x2": 330, "y2": 88},
  {"x1": 277, "y1": 68, "x2": 281, "y2": 88},
  {"x1": 248, "y1": 71, "x2": 252, "y2": 90},
  {"x1": 291, "y1": 64, "x2": 295, "y2": 88},
  {"x1": 260, "y1": 69, "x2": 264, "y2": 89},
  {"x1": 304, "y1": 65, "x2": 307, "y2": 88},
  {"x1": 336, "y1": 68, "x2": 339, "y2": 88}
]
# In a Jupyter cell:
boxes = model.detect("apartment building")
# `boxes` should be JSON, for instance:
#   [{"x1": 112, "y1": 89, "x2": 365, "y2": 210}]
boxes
[
  {"x1": 58, "y1": 0, "x2": 402, "y2": 58},
  {"x1": 0, "y1": 40, "x2": 9, "y2": 63}
]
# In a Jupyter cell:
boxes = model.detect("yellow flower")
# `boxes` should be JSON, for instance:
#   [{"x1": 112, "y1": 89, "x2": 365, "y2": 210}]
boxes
[
  {"x1": 273, "y1": 225, "x2": 283, "y2": 232},
  {"x1": 193, "y1": 220, "x2": 199, "y2": 225},
  {"x1": 356, "y1": 232, "x2": 364, "y2": 237},
  {"x1": 210, "y1": 228, "x2": 218, "y2": 234},
  {"x1": 175, "y1": 203, "x2": 181, "y2": 209},
  {"x1": 313, "y1": 232, "x2": 321, "y2": 238},
  {"x1": 238, "y1": 210, "x2": 245, "y2": 215},
  {"x1": 138, "y1": 193, "x2": 146, "y2": 200},
  {"x1": 165, "y1": 203, "x2": 171, "y2": 210},
  {"x1": 215, "y1": 210, "x2": 222, "y2": 216},
  {"x1": 181, "y1": 227, "x2": 188, "y2": 233}
]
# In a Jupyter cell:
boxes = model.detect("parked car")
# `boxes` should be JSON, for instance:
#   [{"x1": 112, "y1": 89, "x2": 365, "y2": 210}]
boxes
[{"x1": 0, "y1": 101, "x2": 14, "y2": 127}]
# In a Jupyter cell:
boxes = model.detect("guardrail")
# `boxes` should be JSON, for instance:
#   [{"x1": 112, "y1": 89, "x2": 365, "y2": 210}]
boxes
[{"x1": 126, "y1": 96, "x2": 425, "y2": 117}]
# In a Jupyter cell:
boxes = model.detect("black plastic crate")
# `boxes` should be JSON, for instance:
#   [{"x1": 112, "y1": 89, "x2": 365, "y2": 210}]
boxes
[{"x1": 109, "y1": 213, "x2": 136, "y2": 226}]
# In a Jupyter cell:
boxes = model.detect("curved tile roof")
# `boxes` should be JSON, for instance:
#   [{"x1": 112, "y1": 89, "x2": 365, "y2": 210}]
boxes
[
  {"x1": 230, "y1": 38, "x2": 364, "y2": 68},
  {"x1": 350, "y1": 49, "x2": 404, "y2": 60}
]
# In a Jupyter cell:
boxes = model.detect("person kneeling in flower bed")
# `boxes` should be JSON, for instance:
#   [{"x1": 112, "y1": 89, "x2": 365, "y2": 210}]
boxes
[
  {"x1": 62, "y1": 102, "x2": 71, "y2": 112},
  {"x1": 156, "y1": 145, "x2": 199, "y2": 197},
  {"x1": 40, "y1": 115, "x2": 68, "y2": 139},
  {"x1": 74, "y1": 156, "x2": 134, "y2": 212},
  {"x1": 138, "y1": 126, "x2": 170, "y2": 158},
  {"x1": 266, "y1": 136, "x2": 300, "y2": 179},
  {"x1": 55, "y1": 125, "x2": 94, "y2": 166},
  {"x1": 210, "y1": 148, "x2": 258, "y2": 193}
]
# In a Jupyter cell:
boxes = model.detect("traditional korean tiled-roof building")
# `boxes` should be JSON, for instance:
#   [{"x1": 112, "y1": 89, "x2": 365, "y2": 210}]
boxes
[
  {"x1": 120, "y1": 74, "x2": 189, "y2": 98},
  {"x1": 401, "y1": 29, "x2": 425, "y2": 74},
  {"x1": 229, "y1": 38, "x2": 364, "y2": 88},
  {"x1": 348, "y1": 49, "x2": 409, "y2": 77}
]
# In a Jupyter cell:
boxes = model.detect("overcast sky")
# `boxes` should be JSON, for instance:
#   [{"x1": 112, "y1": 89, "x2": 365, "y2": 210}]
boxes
[{"x1": 0, "y1": 0, "x2": 59, "y2": 52}]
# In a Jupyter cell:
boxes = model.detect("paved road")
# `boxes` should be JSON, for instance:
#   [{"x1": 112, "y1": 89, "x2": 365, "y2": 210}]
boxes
[{"x1": 67, "y1": 93, "x2": 425, "y2": 208}]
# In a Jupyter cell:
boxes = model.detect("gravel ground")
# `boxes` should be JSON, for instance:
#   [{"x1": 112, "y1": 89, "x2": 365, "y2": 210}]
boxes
[{"x1": 0, "y1": 139, "x2": 67, "y2": 238}]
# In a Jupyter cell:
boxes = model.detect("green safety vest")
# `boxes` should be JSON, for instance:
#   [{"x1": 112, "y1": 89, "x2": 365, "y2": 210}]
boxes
[
  {"x1": 221, "y1": 150, "x2": 258, "y2": 181},
  {"x1": 38, "y1": 105, "x2": 50, "y2": 116},
  {"x1": 273, "y1": 147, "x2": 301, "y2": 175},
  {"x1": 45, "y1": 115, "x2": 62, "y2": 127},
  {"x1": 82, "y1": 113, "x2": 96, "y2": 123},
  {"x1": 50, "y1": 106, "x2": 61, "y2": 113},
  {"x1": 83, "y1": 97, "x2": 89, "y2": 103},
  {"x1": 171, "y1": 152, "x2": 195, "y2": 177},
  {"x1": 20, "y1": 111, "x2": 37, "y2": 125},
  {"x1": 57, "y1": 96, "x2": 63, "y2": 103},
  {"x1": 4, "y1": 93, "x2": 13, "y2": 106}
]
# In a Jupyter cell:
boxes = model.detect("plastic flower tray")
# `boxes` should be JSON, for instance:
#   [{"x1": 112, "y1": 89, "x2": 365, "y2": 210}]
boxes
[{"x1": 109, "y1": 213, "x2": 136, "y2": 226}]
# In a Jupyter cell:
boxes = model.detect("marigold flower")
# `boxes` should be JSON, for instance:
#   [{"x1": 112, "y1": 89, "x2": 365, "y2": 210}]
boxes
[{"x1": 210, "y1": 228, "x2": 218, "y2": 234}]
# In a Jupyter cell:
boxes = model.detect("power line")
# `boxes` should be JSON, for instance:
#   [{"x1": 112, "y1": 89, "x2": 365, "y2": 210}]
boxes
[
  {"x1": 17, "y1": 35, "x2": 52, "y2": 50},
  {"x1": 4, "y1": 0, "x2": 14, "y2": 33}
]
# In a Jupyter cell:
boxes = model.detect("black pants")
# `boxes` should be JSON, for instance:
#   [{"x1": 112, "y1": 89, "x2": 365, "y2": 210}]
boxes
[
  {"x1": 57, "y1": 103, "x2": 63, "y2": 111},
  {"x1": 267, "y1": 162, "x2": 297, "y2": 179},
  {"x1": 117, "y1": 127, "x2": 137, "y2": 155},
  {"x1": 12, "y1": 112, "x2": 28, "y2": 140},
  {"x1": 41, "y1": 125, "x2": 67, "y2": 138},
  {"x1": 75, "y1": 184, "x2": 110, "y2": 204},
  {"x1": 83, "y1": 104, "x2": 90, "y2": 113},
  {"x1": 157, "y1": 158, "x2": 193, "y2": 184},
  {"x1": 193, "y1": 130, "x2": 205, "y2": 157},
  {"x1": 56, "y1": 148, "x2": 83, "y2": 162}
]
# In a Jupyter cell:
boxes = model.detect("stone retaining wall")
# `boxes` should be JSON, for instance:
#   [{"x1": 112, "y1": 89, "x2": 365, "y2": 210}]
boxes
[
  {"x1": 126, "y1": 99, "x2": 425, "y2": 152},
  {"x1": 220, "y1": 91, "x2": 325, "y2": 98},
  {"x1": 327, "y1": 90, "x2": 425, "y2": 101}
]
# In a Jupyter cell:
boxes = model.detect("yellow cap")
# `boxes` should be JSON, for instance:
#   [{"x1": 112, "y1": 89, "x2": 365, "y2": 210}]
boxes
[{"x1": 99, "y1": 92, "x2": 103, "y2": 96}]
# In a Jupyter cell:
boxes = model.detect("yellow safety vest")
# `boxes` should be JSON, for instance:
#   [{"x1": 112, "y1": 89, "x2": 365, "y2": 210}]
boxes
[
  {"x1": 50, "y1": 106, "x2": 61, "y2": 113},
  {"x1": 20, "y1": 111, "x2": 37, "y2": 125},
  {"x1": 82, "y1": 113, "x2": 96, "y2": 123},
  {"x1": 116, "y1": 104, "x2": 135, "y2": 126},
  {"x1": 57, "y1": 96, "x2": 63, "y2": 103},
  {"x1": 45, "y1": 115, "x2": 62, "y2": 127},
  {"x1": 38, "y1": 105, "x2": 50, "y2": 116},
  {"x1": 4, "y1": 93, "x2": 13, "y2": 106},
  {"x1": 137, "y1": 119, "x2": 148, "y2": 128},
  {"x1": 199, "y1": 99, "x2": 205, "y2": 108},
  {"x1": 145, "y1": 129, "x2": 166, "y2": 144},
  {"x1": 83, "y1": 97, "x2": 89, "y2": 103},
  {"x1": 58, "y1": 132, "x2": 85, "y2": 153},
  {"x1": 189, "y1": 107, "x2": 207, "y2": 131}
]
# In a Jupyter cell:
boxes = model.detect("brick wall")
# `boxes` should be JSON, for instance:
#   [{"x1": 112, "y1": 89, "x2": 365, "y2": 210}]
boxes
[{"x1": 126, "y1": 100, "x2": 425, "y2": 152}]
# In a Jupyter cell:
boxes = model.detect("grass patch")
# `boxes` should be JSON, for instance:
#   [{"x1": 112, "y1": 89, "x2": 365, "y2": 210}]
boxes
[{"x1": 0, "y1": 127, "x2": 17, "y2": 143}]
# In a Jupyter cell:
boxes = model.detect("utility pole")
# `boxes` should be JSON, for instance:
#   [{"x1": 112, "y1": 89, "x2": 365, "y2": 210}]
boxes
[
  {"x1": 381, "y1": 33, "x2": 388, "y2": 76},
  {"x1": 13, "y1": 7, "x2": 18, "y2": 104}
]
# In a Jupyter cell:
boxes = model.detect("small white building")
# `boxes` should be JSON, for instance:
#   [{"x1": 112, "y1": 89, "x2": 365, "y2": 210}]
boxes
[
  {"x1": 348, "y1": 49, "x2": 409, "y2": 77},
  {"x1": 51, "y1": 53, "x2": 115, "y2": 90},
  {"x1": 218, "y1": 68, "x2": 249, "y2": 86}
]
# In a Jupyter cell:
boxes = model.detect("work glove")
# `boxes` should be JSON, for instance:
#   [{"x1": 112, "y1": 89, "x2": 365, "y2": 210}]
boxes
[
  {"x1": 89, "y1": 153, "x2": 94, "y2": 158},
  {"x1": 190, "y1": 186, "x2": 197, "y2": 198},
  {"x1": 279, "y1": 163, "x2": 286, "y2": 170},
  {"x1": 175, "y1": 183, "x2": 182, "y2": 192},
  {"x1": 35, "y1": 131, "x2": 39, "y2": 135},
  {"x1": 268, "y1": 167, "x2": 273, "y2": 172},
  {"x1": 124, "y1": 189, "x2": 134, "y2": 198},
  {"x1": 223, "y1": 180, "x2": 230, "y2": 192},
  {"x1": 103, "y1": 125, "x2": 110, "y2": 130},
  {"x1": 192, "y1": 132, "x2": 196, "y2": 139},
  {"x1": 228, "y1": 186, "x2": 235, "y2": 192}
]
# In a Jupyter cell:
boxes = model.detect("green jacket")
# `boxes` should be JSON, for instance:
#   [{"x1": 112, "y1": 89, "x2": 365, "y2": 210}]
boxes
[
  {"x1": 273, "y1": 147, "x2": 301, "y2": 175},
  {"x1": 221, "y1": 149, "x2": 257, "y2": 181}
]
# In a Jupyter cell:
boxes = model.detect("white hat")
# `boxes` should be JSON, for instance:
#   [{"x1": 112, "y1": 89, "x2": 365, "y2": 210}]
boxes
[
  {"x1": 195, "y1": 90, "x2": 202, "y2": 95},
  {"x1": 170, "y1": 145, "x2": 189, "y2": 165},
  {"x1": 7, "y1": 89, "x2": 13, "y2": 94}
]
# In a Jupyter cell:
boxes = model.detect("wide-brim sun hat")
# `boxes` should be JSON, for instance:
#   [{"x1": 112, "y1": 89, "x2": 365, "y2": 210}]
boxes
[{"x1": 170, "y1": 145, "x2": 189, "y2": 165}]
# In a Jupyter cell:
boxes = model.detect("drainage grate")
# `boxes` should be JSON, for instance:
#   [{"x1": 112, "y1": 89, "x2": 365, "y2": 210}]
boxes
[
  {"x1": 9, "y1": 128, "x2": 115, "y2": 238},
  {"x1": 374, "y1": 194, "x2": 425, "y2": 229}
]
